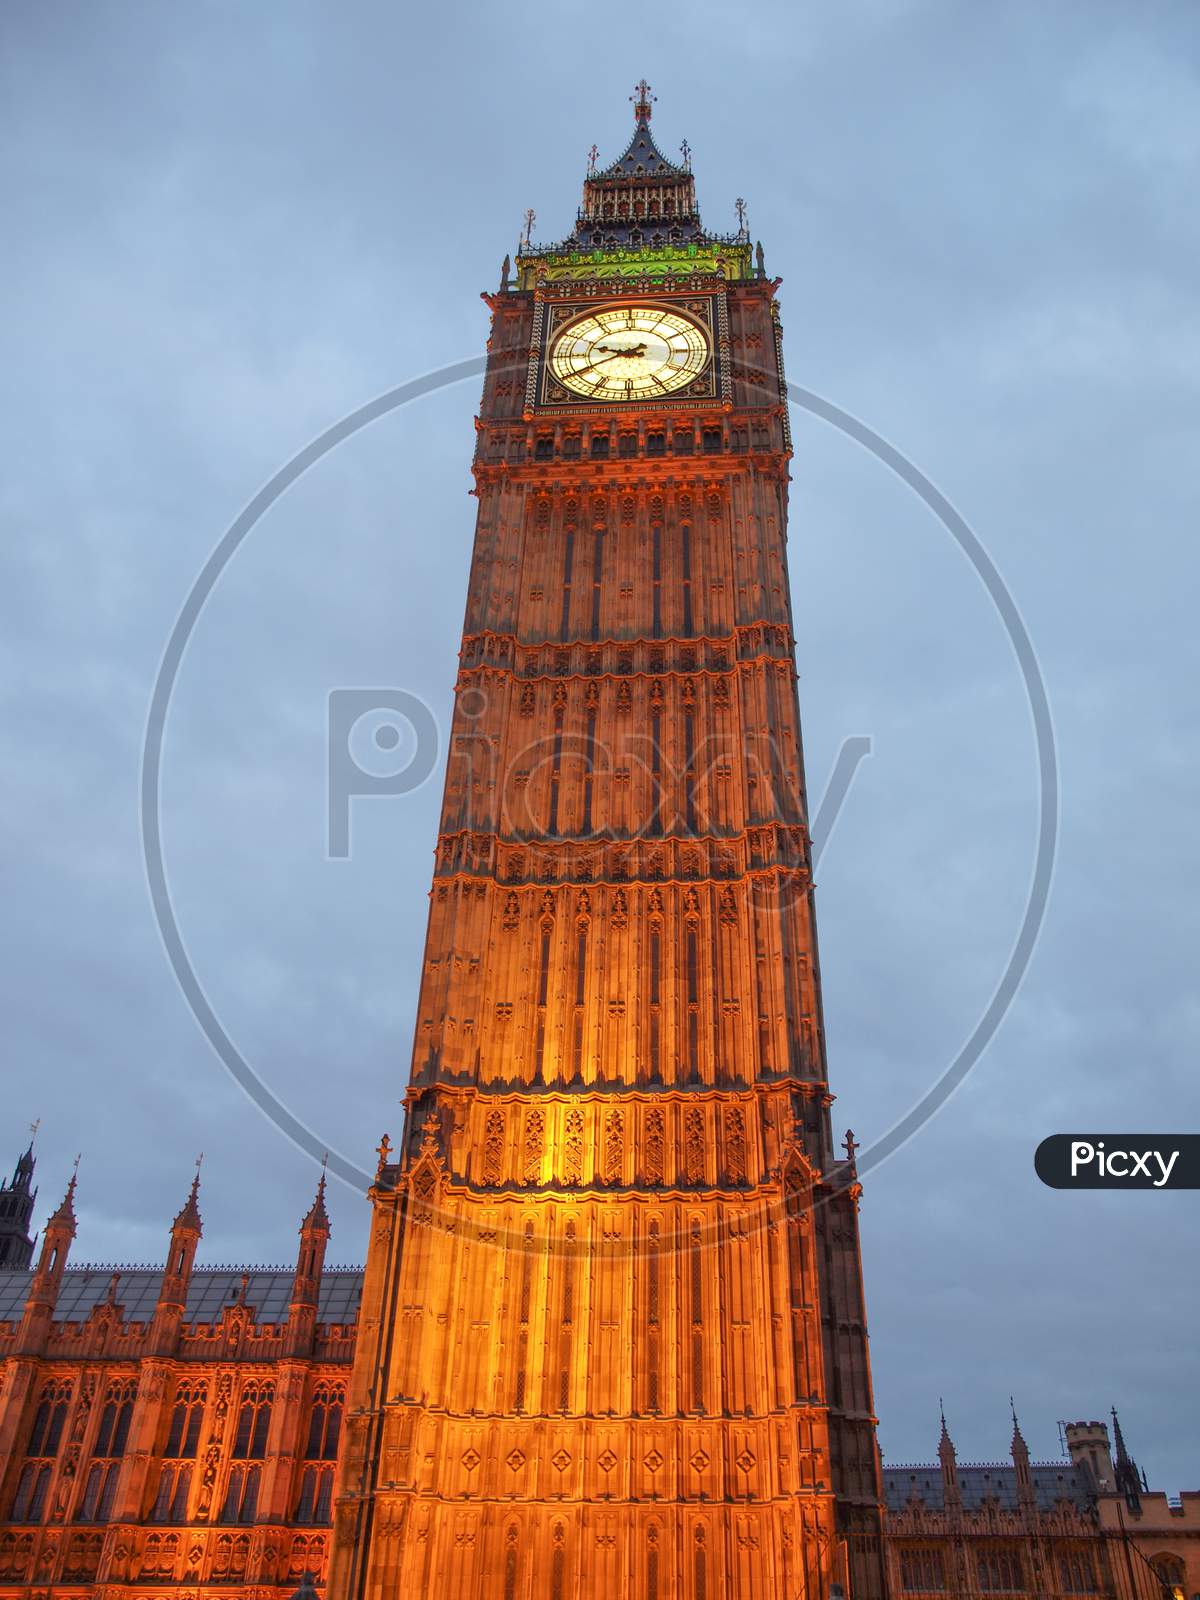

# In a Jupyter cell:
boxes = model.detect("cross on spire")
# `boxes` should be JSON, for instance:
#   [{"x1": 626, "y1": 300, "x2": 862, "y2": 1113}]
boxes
[
  {"x1": 679, "y1": 137, "x2": 691, "y2": 171},
  {"x1": 735, "y1": 196, "x2": 749, "y2": 237},
  {"x1": 28, "y1": 1117, "x2": 40, "y2": 1145},
  {"x1": 632, "y1": 78, "x2": 655, "y2": 120},
  {"x1": 587, "y1": 143, "x2": 599, "y2": 177}
]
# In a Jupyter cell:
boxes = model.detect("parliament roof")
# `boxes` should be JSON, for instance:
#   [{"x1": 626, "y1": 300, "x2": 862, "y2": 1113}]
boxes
[
  {"x1": 883, "y1": 1461, "x2": 1093, "y2": 1513},
  {"x1": 0, "y1": 1266, "x2": 363, "y2": 1325}
]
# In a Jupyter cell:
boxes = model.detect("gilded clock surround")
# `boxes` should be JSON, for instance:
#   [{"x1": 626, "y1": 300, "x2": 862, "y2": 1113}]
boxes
[
  {"x1": 535, "y1": 291, "x2": 725, "y2": 412},
  {"x1": 548, "y1": 304, "x2": 711, "y2": 402}
]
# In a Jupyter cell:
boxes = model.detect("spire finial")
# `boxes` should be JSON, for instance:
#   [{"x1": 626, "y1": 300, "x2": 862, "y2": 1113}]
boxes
[
  {"x1": 632, "y1": 78, "x2": 654, "y2": 121},
  {"x1": 29, "y1": 1117, "x2": 40, "y2": 1147},
  {"x1": 679, "y1": 137, "x2": 691, "y2": 171},
  {"x1": 735, "y1": 197, "x2": 749, "y2": 238},
  {"x1": 587, "y1": 143, "x2": 599, "y2": 177},
  {"x1": 521, "y1": 208, "x2": 536, "y2": 249}
]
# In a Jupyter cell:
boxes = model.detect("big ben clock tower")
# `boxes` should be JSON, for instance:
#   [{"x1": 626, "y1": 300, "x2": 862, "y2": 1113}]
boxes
[{"x1": 328, "y1": 84, "x2": 891, "y2": 1599}]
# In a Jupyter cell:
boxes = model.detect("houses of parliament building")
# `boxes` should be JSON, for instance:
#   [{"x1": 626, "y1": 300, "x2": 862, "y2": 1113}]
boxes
[{"x1": 0, "y1": 88, "x2": 1195, "y2": 1600}]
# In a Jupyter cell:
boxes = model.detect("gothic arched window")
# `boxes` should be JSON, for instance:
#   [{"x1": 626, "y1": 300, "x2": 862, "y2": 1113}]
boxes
[
  {"x1": 27, "y1": 1380, "x2": 71, "y2": 1457},
  {"x1": 163, "y1": 1382, "x2": 206, "y2": 1458},
  {"x1": 305, "y1": 1384, "x2": 344, "y2": 1460},
  {"x1": 231, "y1": 1383, "x2": 273, "y2": 1459}
]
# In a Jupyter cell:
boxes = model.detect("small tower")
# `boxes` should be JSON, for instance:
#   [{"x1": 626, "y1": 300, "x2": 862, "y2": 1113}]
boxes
[
  {"x1": 151, "y1": 1166, "x2": 202, "y2": 1351},
  {"x1": 0, "y1": 1140, "x2": 38, "y2": 1268},
  {"x1": 938, "y1": 1402, "x2": 962, "y2": 1512},
  {"x1": 1111, "y1": 1407, "x2": 1145, "y2": 1512},
  {"x1": 1064, "y1": 1419, "x2": 1115, "y2": 1493},
  {"x1": 1010, "y1": 1400, "x2": 1036, "y2": 1511},
  {"x1": 286, "y1": 1168, "x2": 330, "y2": 1357},
  {"x1": 18, "y1": 1168, "x2": 77, "y2": 1352}
]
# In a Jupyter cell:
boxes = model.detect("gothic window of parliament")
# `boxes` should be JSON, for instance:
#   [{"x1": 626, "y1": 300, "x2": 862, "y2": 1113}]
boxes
[
  {"x1": 899, "y1": 1546, "x2": 946, "y2": 1592},
  {"x1": 149, "y1": 1380, "x2": 205, "y2": 1525},
  {"x1": 295, "y1": 1383, "x2": 343, "y2": 1524},
  {"x1": 976, "y1": 1546, "x2": 1025, "y2": 1592},
  {"x1": 219, "y1": 1381, "x2": 273, "y2": 1525},
  {"x1": 76, "y1": 1378, "x2": 135, "y2": 1526},
  {"x1": 1057, "y1": 1550, "x2": 1100, "y2": 1594},
  {"x1": 10, "y1": 1378, "x2": 72, "y2": 1523}
]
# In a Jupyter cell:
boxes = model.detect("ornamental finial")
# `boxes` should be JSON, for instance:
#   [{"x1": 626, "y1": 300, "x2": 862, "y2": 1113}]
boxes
[
  {"x1": 735, "y1": 197, "x2": 749, "y2": 238},
  {"x1": 375, "y1": 1133, "x2": 392, "y2": 1179},
  {"x1": 587, "y1": 143, "x2": 599, "y2": 177},
  {"x1": 679, "y1": 138, "x2": 691, "y2": 171},
  {"x1": 843, "y1": 1129, "x2": 859, "y2": 1165},
  {"x1": 521, "y1": 208, "x2": 536, "y2": 249},
  {"x1": 632, "y1": 78, "x2": 654, "y2": 120}
]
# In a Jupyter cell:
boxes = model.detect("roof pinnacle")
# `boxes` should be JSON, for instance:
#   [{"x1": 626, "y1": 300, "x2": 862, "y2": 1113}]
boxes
[
  {"x1": 632, "y1": 78, "x2": 655, "y2": 121},
  {"x1": 49, "y1": 1164, "x2": 79, "y2": 1229},
  {"x1": 172, "y1": 1157, "x2": 203, "y2": 1233},
  {"x1": 303, "y1": 1157, "x2": 330, "y2": 1232}
]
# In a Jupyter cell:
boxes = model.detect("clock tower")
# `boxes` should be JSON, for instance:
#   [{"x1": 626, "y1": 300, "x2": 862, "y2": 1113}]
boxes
[{"x1": 328, "y1": 86, "x2": 890, "y2": 1599}]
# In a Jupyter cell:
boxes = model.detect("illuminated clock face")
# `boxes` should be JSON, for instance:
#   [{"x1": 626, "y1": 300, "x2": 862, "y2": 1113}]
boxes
[{"x1": 550, "y1": 305, "x2": 710, "y2": 400}]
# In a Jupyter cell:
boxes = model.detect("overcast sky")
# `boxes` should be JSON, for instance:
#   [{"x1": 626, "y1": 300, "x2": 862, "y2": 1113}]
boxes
[{"x1": 3, "y1": 0, "x2": 1197, "y2": 1488}]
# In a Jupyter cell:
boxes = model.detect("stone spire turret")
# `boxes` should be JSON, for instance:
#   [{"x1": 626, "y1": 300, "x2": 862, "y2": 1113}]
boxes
[
  {"x1": 287, "y1": 1167, "x2": 331, "y2": 1356},
  {"x1": 938, "y1": 1401, "x2": 962, "y2": 1511},
  {"x1": 152, "y1": 1163, "x2": 203, "y2": 1350},
  {"x1": 1010, "y1": 1399, "x2": 1035, "y2": 1509},
  {"x1": 18, "y1": 1165, "x2": 78, "y2": 1352},
  {"x1": 1111, "y1": 1407, "x2": 1145, "y2": 1512}
]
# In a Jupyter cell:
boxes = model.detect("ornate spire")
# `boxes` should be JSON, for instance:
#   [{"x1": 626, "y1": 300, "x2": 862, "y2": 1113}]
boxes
[
  {"x1": 1010, "y1": 1398, "x2": 1035, "y2": 1507},
  {"x1": 937, "y1": 1400, "x2": 961, "y2": 1509},
  {"x1": 48, "y1": 1164, "x2": 79, "y2": 1231},
  {"x1": 172, "y1": 1157, "x2": 203, "y2": 1233},
  {"x1": 1010, "y1": 1396, "x2": 1027, "y2": 1450},
  {"x1": 0, "y1": 1130, "x2": 39, "y2": 1268},
  {"x1": 1111, "y1": 1407, "x2": 1144, "y2": 1507},
  {"x1": 302, "y1": 1162, "x2": 330, "y2": 1233}
]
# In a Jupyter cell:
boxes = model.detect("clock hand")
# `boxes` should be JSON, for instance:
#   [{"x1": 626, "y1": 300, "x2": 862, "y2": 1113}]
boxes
[{"x1": 570, "y1": 346, "x2": 645, "y2": 379}]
